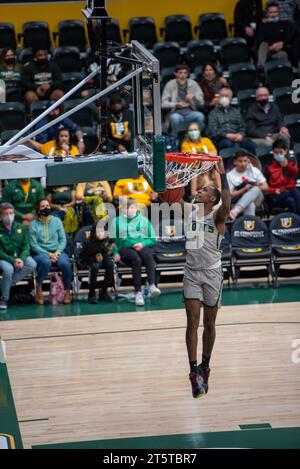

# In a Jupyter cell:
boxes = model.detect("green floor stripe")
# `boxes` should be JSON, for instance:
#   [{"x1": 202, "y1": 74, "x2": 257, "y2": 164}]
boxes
[
  {"x1": 32, "y1": 426, "x2": 300, "y2": 449},
  {"x1": 239, "y1": 424, "x2": 272, "y2": 430},
  {"x1": 0, "y1": 341, "x2": 23, "y2": 449},
  {"x1": 0, "y1": 285, "x2": 300, "y2": 322}
]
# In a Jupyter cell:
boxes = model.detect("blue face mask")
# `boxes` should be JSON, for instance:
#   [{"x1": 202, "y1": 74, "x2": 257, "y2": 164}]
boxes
[
  {"x1": 273, "y1": 153, "x2": 285, "y2": 163},
  {"x1": 2, "y1": 214, "x2": 14, "y2": 225}
]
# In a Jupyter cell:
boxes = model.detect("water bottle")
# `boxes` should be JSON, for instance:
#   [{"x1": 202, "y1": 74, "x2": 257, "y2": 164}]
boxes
[{"x1": 143, "y1": 281, "x2": 149, "y2": 298}]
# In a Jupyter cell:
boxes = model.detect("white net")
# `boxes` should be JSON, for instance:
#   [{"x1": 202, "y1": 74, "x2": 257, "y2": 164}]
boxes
[{"x1": 165, "y1": 153, "x2": 220, "y2": 189}]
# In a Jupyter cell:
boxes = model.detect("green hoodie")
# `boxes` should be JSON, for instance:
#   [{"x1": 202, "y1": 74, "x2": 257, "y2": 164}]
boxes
[
  {"x1": 2, "y1": 179, "x2": 45, "y2": 222},
  {"x1": 110, "y1": 212, "x2": 156, "y2": 255},
  {"x1": 0, "y1": 221, "x2": 30, "y2": 264},
  {"x1": 29, "y1": 216, "x2": 67, "y2": 255}
]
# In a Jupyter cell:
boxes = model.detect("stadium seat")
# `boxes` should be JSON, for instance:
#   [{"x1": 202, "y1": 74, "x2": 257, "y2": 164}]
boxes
[
  {"x1": 0, "y1": 129, "x2": 20, "y2": 145},
  {"x1": 196, "y1": 13, "x2": 228, "y2": 43},
  {"x1": 273, "y1": 87, "x2": 300, "y2": 116},
  {"x1": 293, "y1": 143, "x2": 300, "y2": 169},
  {"x1": 30, "y1": 100, "x2": 49, "y2": 121},
  {"x1": 0, "y1": 23, "x2": 17, "y2": 50},
  {"x1": 220, "y1": 225, "x2": 234, "y2": 284},
  {"x1": 62, "y1": 72, "x2": 87, "y2": 98},
  {"x1": 94, "y1": 18, "x2": 122, "y2": 45},
  {"x1": 19, "y1": 21, "x2": 52, "y2": 51},
  {"x1": 185, "y1": 40, "x2": 215, "y2": 70},
  {"x1": 269, "y1": 212, "x2": 300, "y2": 286},
  {"x1": 0, "y1": 102, "x2": 26, "y2": 131},
  {"x1": 64, "y1": 99, "x2": 98, "y2": 127},
  {"x1": 153, "y1": 42, "x2": 181, "y2": 69},
  {"x1": 53, "y1": 47, "x2": 82, "y2": 73},
  {"x1": 81, "y1": 126, "x2": 99, "y2": 154},
  {"x1": 231, "y1": 215, "x2": 273, "y2": 283},
  {"x1": 161, "y1": 15, "x2": 193, "y2": 46},
  {"x1": 124, "y1": 17, "x2": 157, "y2": 49},
  {"x1": 284, "y1": 114, "x2": 300, "y2": 144},
  {"x1": 237, "y1": 89, "x2": 257, "y2": 116},
  {"x1": 18, "y1": 47, "x2": 33, "y2": 64},
  {"x1": 160, "y1": 67, "x2": 176, "y2": 89},
  {"x1": 228, "y1": 62, "x2": 258, "y2": 93},
  {"x1": 55, "y1": 20, "x2": 87, "y2": 52},
  {"x1": 265, "y1": 60, "x2": 293, "y2": 92},
  {"x1": 219, "y1": 37, "x2": 249, "y2": 69}
]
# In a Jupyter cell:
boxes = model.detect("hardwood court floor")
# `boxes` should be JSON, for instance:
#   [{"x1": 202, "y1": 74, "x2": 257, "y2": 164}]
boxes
[{"x1": 1, "y1": 298, "x2": 300, "y2": 449}]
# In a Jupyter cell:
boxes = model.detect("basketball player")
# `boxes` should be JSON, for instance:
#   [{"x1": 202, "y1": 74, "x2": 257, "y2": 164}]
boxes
[{"x1": 183, "y1": 159, "x2": 231, "y2": 398}]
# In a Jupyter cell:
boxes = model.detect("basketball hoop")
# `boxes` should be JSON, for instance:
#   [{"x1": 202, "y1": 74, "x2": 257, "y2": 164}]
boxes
[{"x1": 165, "y1": 152, "x2": 221, "y2": 189}]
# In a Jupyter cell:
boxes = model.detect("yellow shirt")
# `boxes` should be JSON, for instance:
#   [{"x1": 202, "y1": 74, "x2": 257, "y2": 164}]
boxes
[
  {"x1": 20, "y1": 180, "x2": 31, "y2": 202},
  {"x1": 181, "y1": 137, "x2": 217, "y2": 155},
  {"x1": 40, "y1": 140, "x2": 79, "y2": 157},
  {"x1": 76, "y1": 181, "x2": 113, "y2": 202},
  {"x1": 113, "y1": 176, "x2": 153, "y2": 206}
]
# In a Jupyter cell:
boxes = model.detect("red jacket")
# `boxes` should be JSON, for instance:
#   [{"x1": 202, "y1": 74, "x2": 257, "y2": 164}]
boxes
[{"x1": 266, "y1": 160, "x2": 298, "y2": 195}]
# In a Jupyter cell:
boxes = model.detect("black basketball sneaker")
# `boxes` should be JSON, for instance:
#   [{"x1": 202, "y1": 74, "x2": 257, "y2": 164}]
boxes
[
  {"x1": 189, "y1": 372, "x2": 206, "y2": 398},
  {"x1": 198, "y1": 364, "x2": 210, "y2": 394}
]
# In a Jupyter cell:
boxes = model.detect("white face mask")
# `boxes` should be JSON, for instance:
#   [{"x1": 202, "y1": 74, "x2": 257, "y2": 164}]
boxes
[
  {"x1": 2, "y1": 214, "x2": 15, "y2": 225},
  {"x1": 219, "y1": 96, "x2": 230, "y2": 108},
  {"x1": 273, "y1": 153, "x2": 286, "y2": 163},
  {"x1": 177, "y1": 78, "x2": 187, "y2": 86},
  {"x1": 188, "y1": 130, "x2": 200, "y2": 140}
]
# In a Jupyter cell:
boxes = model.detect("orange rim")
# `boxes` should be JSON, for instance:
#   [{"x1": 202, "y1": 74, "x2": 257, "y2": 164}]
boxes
[{"x1": 166, "y1": 152, "x2": 221, "y2": 163}]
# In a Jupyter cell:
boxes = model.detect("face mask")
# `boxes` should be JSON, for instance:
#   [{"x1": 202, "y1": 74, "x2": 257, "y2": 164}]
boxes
[
  {"x1": 39, "y1": 207, "x2": 51, "y2": 217},
  {"x1": 177, "y1": 78, "x2": 187, "y2": 86},
  {"x1": 35, "y1": 58, "x2": 48, "y2": 66},
  {"x1": 4, "y1": 57, "x2": 16, "y2": 65},
  {"x1": 273, "y1": 153, "x2": 286, "y2": 163},
  {"x1": 188, "y1": 130, "x2": 200, "y2": 140},
  {"x1": 219, "y1": 96, "x2": 230, "y2": 108},
  {"x1": 2, "y1": 214, "x2": 14, "y2": 225},
  {"x1": 111, "y1": 108, "x2": 122, "y2": 116},
  {"x1": 257, "y1": 99, "x2": 269, "y2": 107},
  {"x1": 267, "y1": 16, "x2": 279, "y2": 22}
]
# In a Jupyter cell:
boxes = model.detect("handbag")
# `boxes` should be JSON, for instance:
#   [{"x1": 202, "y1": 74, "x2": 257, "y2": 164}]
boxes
[{"x1": 49, "y1": 272, "x2": 65, "y2": 305}]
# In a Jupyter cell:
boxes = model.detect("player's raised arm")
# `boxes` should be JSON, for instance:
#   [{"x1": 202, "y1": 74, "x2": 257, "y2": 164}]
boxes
[{"x1": 214, "y1": 159, "x2": 231, "y2": 234}]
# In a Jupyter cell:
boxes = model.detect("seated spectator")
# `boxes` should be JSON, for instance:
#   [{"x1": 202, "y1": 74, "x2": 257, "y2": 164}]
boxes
[
  {"x1": 256, "y1": 2, "x2": 295, "y2": 68},
  {"x1": 46, "y1": 184, "x2": 77, "y2": 226},
  {"x1": 0, "y1": 203, "x2": 36, "y2": 311},
  {"x1": 113, "y1": 175, "x2": 157, "y2": 213},
  {"x1": 2, "y1": 178, "x2": 45, "y2": 228},
  {"x1": 76, "y1": 181, "x2": 113, "y2": 225},
  {"x1": 246, "y1": 87, "x2": 290, "y2": 150},
  {"x1": 110, "y1": 198, "x2": 161, "y2": 306},
  {"x1": 29, "y1": 198, "x2": 73, "y2": 305},
  {"x1": 28, "y1": 128, "x2": 80, "y2": 157},
  {"x1": 207, "y1": 87, "x2": 257, "y2": 154},
  {"x1": 34, "y1": 101, "x2": 85, "y2": 154},
  {"x1": 265, "y1": 139, "x2": 300, "y2": 214},
  {"x1": 162, "y1": 64, "x2": 205, "y2": 136},
  {"x1": 106, "y1": 94, "x2": 132, "y2": 153},
  {"x1": 21, "y1": 48, "x2": 64, "y2": 109},
  {"x1": 197, "y1": 63, "x2": 228, "y2": 110},
  {"x1": 79, "y1": 220, "x2": 114, "y2": 304},
  {"x1": 227, "y1": 151, "x2": 269, "y2": 220},
  {"x1": 0, "y1": 48, "x2": 23, "y2": 102},
  {"x1": 273, "y1": 0, "x2": 300, "y2": 22},
  {"x1": 234, "y1": 0, "x2": 263, "y2": 46}
]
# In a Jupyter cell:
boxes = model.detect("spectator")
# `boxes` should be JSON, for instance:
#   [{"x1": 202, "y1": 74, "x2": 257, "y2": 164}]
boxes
[
  {"x1": 246, "y1": 87, "x2": 290, "y2": 150},
  {"x1": 0, "y1": 203, "x2": 36, "y2": 311},
  {"x1": 46, "y1": 184, "x2": 77, "y2": 223},
  {"x1": 34, "y1": 101, "x2": 85, "y2": 154},
  {"x1": 110, "y1": 198, "x2": 161, "y2": 307},
  {"x1": 197, "y1": 63, "x2": 228, "y2": 110},
  {"x1": 2, "y1": 178, "x2": 45, "y2": 228},
  {"x1": 29, "y1": 198, "x2": 73, "y2": 305},
  {"x1": 107, "y1": 94, "x2": 132, "y2": 153},
  {"x1": 79, "y1": 220, "x2": 114, "y2": 304},
  {"x1": 227, "y1": 151, "x2": 269, "y2": 220},
  {"x1": 265, "y1": 139, "x2": 300, "y2": 213},
  {"x1": 28, "y1": 128, "x2": 80, "y2": 157},
  {"x1": 256, "y1": 2, "x2": 295, "y2": 68},
  {"x1": 234, "y1": 0, "x2": 263, "y2": 45},
  {"x1": 207, "y1": 87, "x2": 257, "y2": 154},
  {"x1": 0, "y1": 48, "x2": 23, "y2": 102},
  {"x1": 273, "y1": 0, "x2": 300, "y2": 22},
  {"x1": 76, "y1": 181, "x2": 113, "y2": 225},
  {"x1": 21, "y1": 48, "x2": 64, "y2": 109},
  {"x1": 162, "y1": 64, "x2": 205, "y2": 136},
  {"x1": 113, "y1": 175, "x2": 157, "y2": 213}
]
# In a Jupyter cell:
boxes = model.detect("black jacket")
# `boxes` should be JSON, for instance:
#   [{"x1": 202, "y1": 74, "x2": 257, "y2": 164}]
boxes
[
  {"x1": 246, "y1": 102, "x2": 284, "y2": 138},
  {"x1": 256, "y1": 20, "x2": 295, "y2": 51},
  {"x1": 234, "y1": 0, "x2": 263, "y2": 36},
  {"x1": 80, "y1": 224, "x2": 113, "y2": 264}
]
